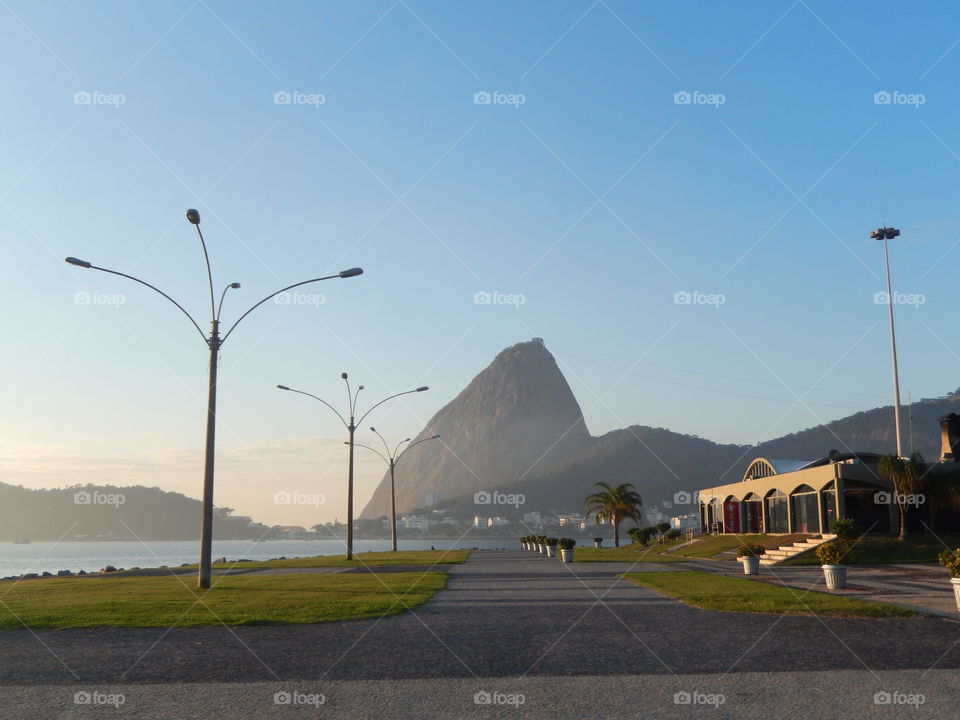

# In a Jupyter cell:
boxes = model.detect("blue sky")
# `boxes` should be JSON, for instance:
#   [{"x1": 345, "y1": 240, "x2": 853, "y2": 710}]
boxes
[{"x1": 3, "y1": 1, "x2": 960, "y2": 525}]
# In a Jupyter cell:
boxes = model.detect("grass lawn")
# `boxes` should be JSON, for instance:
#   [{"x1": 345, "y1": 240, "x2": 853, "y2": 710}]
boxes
[
  {"x1": 210, "y1": 549, "x2": 469, "y2": 570},
  {"x1": 621, "y1": 571, "x2": 916, "y2": 618},
  {"x1": 0, "y1": 572, "x2": 448, "y2": 629},
  {"x1": 574, "y1": 535, "x2": 789, "y2": 563},
  {"x1": 784, "y1": 534, "x2": 960, "y2": 565}
]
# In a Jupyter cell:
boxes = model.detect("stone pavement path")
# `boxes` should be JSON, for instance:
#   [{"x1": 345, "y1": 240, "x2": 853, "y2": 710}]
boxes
[{"x1": 1, "y1": 550, "x2": 958, "y2": 719}]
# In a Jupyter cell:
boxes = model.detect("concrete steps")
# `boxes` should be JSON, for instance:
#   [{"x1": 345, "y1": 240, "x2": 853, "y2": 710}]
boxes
[{"x1": 759, "y1": 534, "x2": 836, "y2": 565}]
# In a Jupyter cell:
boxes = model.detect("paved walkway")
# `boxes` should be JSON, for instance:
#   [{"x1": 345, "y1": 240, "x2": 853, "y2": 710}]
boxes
[
  {"x1": 689, "y1": 558, "x2": 960, "y2": 617},
  {"x1": 1, "y1": 550, "x2": 959, "y2": 718}
]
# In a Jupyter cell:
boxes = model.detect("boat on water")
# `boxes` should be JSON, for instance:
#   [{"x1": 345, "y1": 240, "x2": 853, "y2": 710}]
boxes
[{"x1": 13, "y1": 539, "x2": 31, "y2": 544}]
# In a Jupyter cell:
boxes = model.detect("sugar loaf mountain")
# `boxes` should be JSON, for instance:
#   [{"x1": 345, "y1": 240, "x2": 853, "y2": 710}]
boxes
[{"x1": 360, "y1": 338, "x2": 960, "y2": 524}]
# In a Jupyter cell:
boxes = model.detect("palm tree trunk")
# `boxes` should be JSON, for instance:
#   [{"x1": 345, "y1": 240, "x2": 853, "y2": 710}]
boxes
[
  {"x1": 898, "y1": 501, "x2": 907, "y2": 541},
  {"x1": 614, "y1": 518, "x2": 620, "y2": 547}
]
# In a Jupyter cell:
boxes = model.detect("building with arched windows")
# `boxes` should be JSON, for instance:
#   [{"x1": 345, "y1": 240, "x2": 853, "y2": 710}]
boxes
[{"x1": 697, "y1": 452, "x2": 897, "y2": 535}]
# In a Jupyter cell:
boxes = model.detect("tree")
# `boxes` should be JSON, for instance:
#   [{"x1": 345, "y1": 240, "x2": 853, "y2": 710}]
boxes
[
  {"x1": 584, "y1": 482, "x2": 643, "y2": 547},
  {"x1": 878, "y1": 453, "x2": 923, "y2": 541}
]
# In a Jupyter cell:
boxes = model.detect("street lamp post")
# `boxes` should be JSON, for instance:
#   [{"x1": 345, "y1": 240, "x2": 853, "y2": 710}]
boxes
[
  {"x1": 870, "y1": 226, "x2": 904, "y2": 457},
  {"x1": 354, "y1": 429, "x2": 440, "y2": 551},
  {"x1": 66, "y1": 209, "x2": 363, "y2": 588},
  {"x1": 276, "y1": 379, "x2": 428, "y2": 559}
]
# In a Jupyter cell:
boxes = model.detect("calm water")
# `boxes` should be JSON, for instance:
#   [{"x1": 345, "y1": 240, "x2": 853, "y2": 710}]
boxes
[{"x1": 0, "y1": 537, "x2": 526, "y2": 578}]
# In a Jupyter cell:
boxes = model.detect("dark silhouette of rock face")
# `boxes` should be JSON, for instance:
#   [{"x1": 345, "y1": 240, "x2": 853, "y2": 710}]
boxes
[{"x1": 359, "y1": 338, "x2": 592, "y2": 518}]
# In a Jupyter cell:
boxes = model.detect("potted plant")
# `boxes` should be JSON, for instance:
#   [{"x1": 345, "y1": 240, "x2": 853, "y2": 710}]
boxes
[
  {"x1": 545, "y1": 537, "x2": 558, "y2": 558},
  {"x1": 816, "y1": 541, "x2": 848, "y2": 589},
  {"x1": 938, "y1": 548, "x2": 960, "y2": 611},
  {"x1": 522, "y1": 536, "x2": 531, "y2": 550},
  {"x1": 537, "y1": 535, "x2": 547, "y2": 554},
  {"x1": 559, "y1": 537, "x2": 576, "y2": 563},
  {"x1": 736, "y1": 544, "x2": 765, "y2": 575},
  {"x1": 593, "y1": 537, "x2": 603, "y2": 549}
]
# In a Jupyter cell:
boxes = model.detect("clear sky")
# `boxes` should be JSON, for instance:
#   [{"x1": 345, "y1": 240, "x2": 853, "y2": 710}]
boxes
[{"x1": 3, "y1": 1, "x2": 960, "y2": 527}]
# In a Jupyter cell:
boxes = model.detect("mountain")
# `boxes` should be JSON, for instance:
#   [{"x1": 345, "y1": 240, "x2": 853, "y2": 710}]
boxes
[
  {"x1": 359, "y1": 338, "x2": 592, "y2": 518},
  {"x1": 360, "y1": 337, "x2": 960, "y2": 522},
  {"x1": 0, "y1": 483, "x2": 268, "y2": 541}
]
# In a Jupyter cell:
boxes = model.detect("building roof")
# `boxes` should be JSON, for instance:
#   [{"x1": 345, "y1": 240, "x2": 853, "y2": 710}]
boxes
[{"x1": 741, "y1": 452, "x2": 883, "y2": 482}]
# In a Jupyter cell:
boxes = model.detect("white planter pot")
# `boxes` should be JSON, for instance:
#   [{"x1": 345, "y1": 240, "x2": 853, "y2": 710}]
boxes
[
  {"x1": 740, "y1": 556, "x2": 760, "y2": 575},
  {"x1": 822, "y1": 565, "x2": 848, "y2": 590},
  {"x1": 546, "y1": 546, "x2": 555, "y2": 558},
  {"x1": 560, "y1": 549, "x2": 573, "y2": 563},
  {"x1": 951, "y1": 578, "x2": 960, "y2": 611},
  {"x1": 594, "y1": 541, "x2": 602, "y2": 548},
  {"x1": 538, "y1": 544, "x2": 545, "y2": 554}
]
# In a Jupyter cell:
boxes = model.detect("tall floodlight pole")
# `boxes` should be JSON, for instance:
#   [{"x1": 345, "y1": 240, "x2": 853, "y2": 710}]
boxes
[
  {"x1": 870, "y1": 226, "x2": 904, "y2": 457},
  {"x1": 66, "y1": 209, "x2": 363, "y2": 588},
  {"x1": 277, "y1": 380, "x2": 428, "y2": 559},
  {"x1": 354, "y1": 429, "x2": 440, "y2": 551}
]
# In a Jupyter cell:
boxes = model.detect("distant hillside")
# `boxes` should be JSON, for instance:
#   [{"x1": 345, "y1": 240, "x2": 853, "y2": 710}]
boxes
[
  {"x1": 0, "y1": 483, "x2": 267, "y2": 541},
  {"x1": 359, "y1": 337, "x2": 960, "y2": 522}
]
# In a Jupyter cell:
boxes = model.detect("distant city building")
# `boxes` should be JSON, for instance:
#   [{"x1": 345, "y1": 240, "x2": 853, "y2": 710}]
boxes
[
  {"x1": 401, "y1": 515, "x2": 430, "y2": 532},
  {"x1": 558, "y1": 513, "x2": 584, "y2": 527},
  {"x1": 487, "y1": 516, "x2": 509, "y2": 527},
  {"x1": 522, "y1": 511, "x2": 541, "y2": 525},
  {"x1": 671, "y1": 514, "x2": 699, "y2": 530},
  {"x1": 425, "y1": 492, "x2": 441, "y2": 507}
]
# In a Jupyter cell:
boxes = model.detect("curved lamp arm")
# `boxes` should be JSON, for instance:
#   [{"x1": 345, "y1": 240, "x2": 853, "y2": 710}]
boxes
[
  {"x1": 65, "y1": 258, "x2": 207, "y2": 343},
  {"x1": 395, "y1": 434, "x2": 440, "y2": 468},
  {"x1": 356, "y1": 386, "x2": 429, "y2": 428},
  {"x1": 221, "y1": 268, "x2": 363, "y2": 344},
  {"x1": 350, "y1": 441, "x2": 389, "y2": 466},
  {"x1": 217, "y1": 282, "x2": 241, "y2": 323},
  {"x1": 276, "y1": 385, "x2": 349, "y2": 430}
]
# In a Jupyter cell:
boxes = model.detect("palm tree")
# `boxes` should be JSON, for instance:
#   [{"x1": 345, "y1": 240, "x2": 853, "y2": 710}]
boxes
[
  {"x1": 878, "y1": 453, "x2": 924, "y2": 541},
  {"x1": 584, "y1": 482, "x2": 643, "y2": 547}
]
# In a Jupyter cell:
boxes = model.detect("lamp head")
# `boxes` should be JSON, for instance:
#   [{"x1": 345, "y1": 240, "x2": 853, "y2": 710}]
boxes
[
  {"x1": 339, "y1": 267, "x2": 363, "y2": 278},
  {"x1": 276, "y1": 384, "x2": 290, "y2": 391},
  {"x1": 416, "y1": 386, "x2": 429, "y2": 392},
  {"x1": 369, "y1": 427, "x2": 376, "y2": 432},
  {"x1": 186, "y1": 209, "x2": 201, "y2": 225},
  {"x1": 229, "y1": 282, "x2": 241, "y2": 289},
  {"x1": 341, "y1": 372, "x2": 348, "y2": 380},
  {"x1": 829, "y1": 449, "x2": 840, "y2": 463},
  {"x1": 65, "y1": 257, "x2": 91, "y2": 268},
  {"x1": 358, "y1": 385, "x2": 365, "y2": 390}
]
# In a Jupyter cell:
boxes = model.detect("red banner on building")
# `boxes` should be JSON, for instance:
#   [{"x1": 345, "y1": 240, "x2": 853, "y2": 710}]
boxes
[{"x1": 723, "y1": 500, "x2": 740, "y2": 533}]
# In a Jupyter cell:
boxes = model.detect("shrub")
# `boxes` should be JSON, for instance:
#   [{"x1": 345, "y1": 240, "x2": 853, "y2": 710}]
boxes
[
  {"x1": 939, "y1": 548, "x2": 960, "y2": 578},
  {"x1": 666, "y1": 529, "x2": 681, "y2": 540},
  {"x1": 545, "y1": 537, "x2": 558, "y2": 547},
  {"x1": 736, "y1": 544, "x2": 765, "y2": 558},
  {"x1": 815, "y1": 541, "x2": 845, "y2": 566},
  {"x1": 831, "y1": 518, "x2": 857, "y2": 545},
  {"x1": 655, "y1": 522, "x2": 671, "y2": 535},
  {"x1": 558, "y1": 538, "x2": 576, "y2": 550},
  {"x1": 629, "y1": 526, "x2": 656, "y2": 546}
]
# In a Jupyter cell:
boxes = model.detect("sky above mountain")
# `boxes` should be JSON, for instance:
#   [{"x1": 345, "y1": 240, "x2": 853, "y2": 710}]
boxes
[{"x1": 3, "y1": 2, "x2": 960, "y2": 526}]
